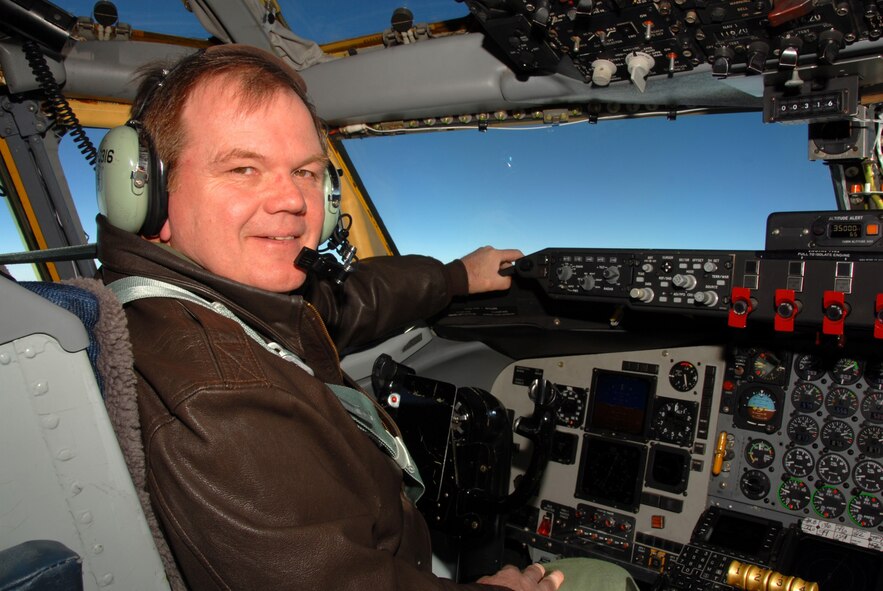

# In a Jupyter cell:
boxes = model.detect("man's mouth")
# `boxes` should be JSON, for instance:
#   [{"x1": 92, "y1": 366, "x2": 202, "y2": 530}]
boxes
[{"x1": 265, "y1": 236, "x2": 296, "y2": 241}]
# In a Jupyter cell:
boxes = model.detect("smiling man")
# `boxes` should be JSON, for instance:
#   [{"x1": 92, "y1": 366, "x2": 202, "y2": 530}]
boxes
[{"x1": 95, "y1": 45, "x2": 560, "y2": 591}]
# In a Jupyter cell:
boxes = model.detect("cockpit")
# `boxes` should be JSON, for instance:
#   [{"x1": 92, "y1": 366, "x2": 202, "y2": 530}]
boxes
[{"x1": 2, "y1": 1, "x2": 883, "y2": 590}]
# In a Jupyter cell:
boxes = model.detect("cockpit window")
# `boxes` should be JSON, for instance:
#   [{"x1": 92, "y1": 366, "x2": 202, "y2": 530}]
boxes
[
  {"x1": 344, "y1": 112, "x2": 835, "y2": 261},
  {"x1": 280, "y1": 0, "x2": 469, "y2": 44},
  {"x1": 61, "y1": 0, "x2": 207, "y2": 38}
]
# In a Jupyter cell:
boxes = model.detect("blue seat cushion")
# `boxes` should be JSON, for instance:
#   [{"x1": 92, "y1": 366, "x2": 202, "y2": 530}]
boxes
[{"x1": 0, "y1": 540, "x2": 83, "y2": 591}]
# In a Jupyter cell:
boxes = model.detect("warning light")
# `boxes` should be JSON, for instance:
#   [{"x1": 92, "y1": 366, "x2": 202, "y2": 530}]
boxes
[
  {"x1": 387, "y1": 393, "x2": 401, "y2": 408},
  {"x1": 651, "y1": 515, "x2": 665, "y2": 529}
]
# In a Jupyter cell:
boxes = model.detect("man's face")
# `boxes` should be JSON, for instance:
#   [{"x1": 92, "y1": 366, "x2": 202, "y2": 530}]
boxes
[{"x1": 158, "y1": 76, "x2": 327, "y2": 293}]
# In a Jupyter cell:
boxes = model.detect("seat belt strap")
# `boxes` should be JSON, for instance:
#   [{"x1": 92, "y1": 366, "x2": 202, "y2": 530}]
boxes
[{"x1": 105, "y1": 275, "x2": 425, "y2": 503}]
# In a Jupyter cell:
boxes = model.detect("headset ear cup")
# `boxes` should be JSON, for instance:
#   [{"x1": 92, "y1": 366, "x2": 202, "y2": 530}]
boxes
[
  {"x1": 96, "y1": 125, "x2": 168, "y2": 236},
  {"x1": 139, "y1": 137, "x2": 168, "y2": 237},
  {"x1": 320, "y1": 164, "x2": 341, "y2": 244},
  {"x1": 97, "y1": 125, "x2": 149, "y2": 233}
]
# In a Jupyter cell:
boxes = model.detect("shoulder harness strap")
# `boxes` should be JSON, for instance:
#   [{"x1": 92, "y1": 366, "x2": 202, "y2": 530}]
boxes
[{"x1": 106, "y1": 275, "x2": 424, "y2": 502}]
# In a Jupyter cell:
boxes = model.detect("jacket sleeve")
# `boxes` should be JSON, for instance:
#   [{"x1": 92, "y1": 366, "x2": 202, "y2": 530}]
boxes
[{"x1": 304, "y1": 254, "x2": 469, "y2": 350}]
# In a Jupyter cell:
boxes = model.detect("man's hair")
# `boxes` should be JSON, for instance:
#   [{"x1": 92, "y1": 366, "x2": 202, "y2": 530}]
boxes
[{"x1": 131, "y1": 45, "x2": 326, "y2": 188}]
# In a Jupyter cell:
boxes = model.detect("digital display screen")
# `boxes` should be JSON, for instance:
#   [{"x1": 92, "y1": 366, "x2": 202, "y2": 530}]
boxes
[
  {"x1": 646, "y1": 445, "x2": 690, "y2": 494},
  {"x1": 703, "y1": 512, "x2": 771, "y2": 556},
  {"x1": 782, "y1": 534, "x2": 883, "y2": 591},
  {"x1": 575, "y1": 435, "x2": 646, "y2": 512},
  {"x1": 829, "y1": 223, "x2": 862, "y2": 238},
  {"x1": 587, "y1": 369, "x2": 655, "y2": 437}
]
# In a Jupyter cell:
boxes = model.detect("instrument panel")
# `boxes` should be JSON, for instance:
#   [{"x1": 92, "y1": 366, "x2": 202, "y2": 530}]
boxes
[
  {"x1": 492, "y1": 344, "x2": 883, "y2": 590},
  {"x1": 493, "y1": 345, "x2": 726, "y2": 582},
  {"x1": 715, "y1": 347, "x2": 883, "y2": 532},
  {"x1": 463, "y1": 0, "x2": 883, "y2": 89},
  {"x1": 482, "y1": 221, "x2": 883, "y2": 589}
]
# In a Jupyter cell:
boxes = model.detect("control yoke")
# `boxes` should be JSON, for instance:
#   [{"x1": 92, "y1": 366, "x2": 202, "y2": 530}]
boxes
[{"x1": 371, "y1": 354, "x2": 559, "y2": 525}]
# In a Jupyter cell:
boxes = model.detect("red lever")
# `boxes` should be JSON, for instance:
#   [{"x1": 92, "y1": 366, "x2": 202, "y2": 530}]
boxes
[
  {"x1": 728, "y1": 287, "x2": 753, "y2": 328},
  {"x1": 774, "y1": 289, "x2": 798, "y2": 332},
  {"x1": 768, "y1": 0, "x2": 814, "y2": 27},
  {"x1": 875, "y1": 294, "x2": 883, "y2": 339},
  {"x1": 822, "y1": 290, "x2": 847, "y2": 335}
]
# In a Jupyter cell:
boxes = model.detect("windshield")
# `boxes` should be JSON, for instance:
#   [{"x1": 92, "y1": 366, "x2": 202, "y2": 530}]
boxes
[
  {"x1": 344, "y1": 112, "x2": 833, "y2": 262},
  {"x1": 0, "y1": 0, "x2": 837, "y2": 280}
]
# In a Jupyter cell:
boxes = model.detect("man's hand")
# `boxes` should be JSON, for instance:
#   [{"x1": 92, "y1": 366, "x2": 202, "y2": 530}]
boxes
[
  {"x1": 477, "y1": 563, "x2": 564, "y2": 591},
  {"x1": 461, "y1": 246, "x2": 525, "y2": 294}
]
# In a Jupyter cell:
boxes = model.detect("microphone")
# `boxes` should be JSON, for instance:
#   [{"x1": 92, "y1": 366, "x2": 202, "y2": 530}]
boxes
[{"x1": 294, "y1": 214, "x2": 358, "y2": 285}]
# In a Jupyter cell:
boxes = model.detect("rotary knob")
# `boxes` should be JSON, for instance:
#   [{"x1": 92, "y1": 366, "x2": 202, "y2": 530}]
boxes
[
  {"x1": 581, "y1": 274, "x2": 596, "y2": 291},
  {"x1": 557, "y1": 264, "x2": 574, "y2": 282},
  {"x1": 602, "y1": 266, "x2": 620, "y2": 284},
  {"x1": 712, "y1": 46, "x2": 736, "y2": 78},
  {"x1": 694, "y1": 290, "x2": 719, "y2": 307},
  {"x1": 825, "y1": 302, "x2": 846, "y2": 321},
  {"x1": 630, "y1": 287, "x2": 655, "y2": 303},
  {"x1": 672, "y1": 273, "x2": 697, "y2": 290}
]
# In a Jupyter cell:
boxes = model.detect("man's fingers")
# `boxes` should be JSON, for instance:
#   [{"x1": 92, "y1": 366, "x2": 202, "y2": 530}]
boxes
[{"x1": 540, "y1": 569, "x2": 564, "y2": 590}]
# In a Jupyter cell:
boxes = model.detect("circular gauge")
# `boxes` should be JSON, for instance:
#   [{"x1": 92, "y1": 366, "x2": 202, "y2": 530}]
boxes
[
  {"x1": 787, "y1": 415, "x2": 820, "y2": 446},
  {"x1": 741, "y1": 386, "x2": 779, "y2": 424},
  {"x1": 783, "y1": 447, "x2": 815, "y2": 477},
  {"x1": 811, "y1": 486, "x2": 847, "y2": 518},
  {"x1": 848, "y1": 494, "x2": 883, "y2": 528},
  {"x1": 817, "y1": 453, "x2": 850, "y2": 485},
  {"x1": 857, "y1": 425, "x2": 883, "y2": 458},
  {"x1": 821, "y1": 420, "x2": 855, "y2": 452},
  {"x1": 751, "y1": 350, "x2": 786, "y2": 383},
  {"x1": 739, "y1": 470, "x2": 771, "y2": 500},
  {"x1": 853, "y1": 460, "x2": 883, "y2": 492},
  {"x1": 669, "y1": 361, "x2": 699, "y2": 392},
  {"x1": 824, "y1": 387, "x2": 859, "y2": 419},
  {"x1": 650, "y1": 399, "x2": 696, "y2": 446},
  {"x1": 778, "y1": 479, "x2": 811, "y2": 511},
  {"x1": 830, "y1": 358, "x2": 863, "y2": 386},
  {"x1": 865, "y1": 360, "x2": 883, "y2": 389},
  {"x1": 745, "y1": 439, "x2": 776, "y2": 469},
  {"x1": 862, "y1": 391, "x2": 883, "y2": 424},
  {"x1": 795, "y1": 353, "x2": 825, "y2": 381},
  {"x1": 791, "y1": 383, "x2": 824, "y2": 413}
]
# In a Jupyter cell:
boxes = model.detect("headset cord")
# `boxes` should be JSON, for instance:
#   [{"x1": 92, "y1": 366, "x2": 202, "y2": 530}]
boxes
[{"x1": 22, "y1": 40, "x2": 97, "y2": 168}]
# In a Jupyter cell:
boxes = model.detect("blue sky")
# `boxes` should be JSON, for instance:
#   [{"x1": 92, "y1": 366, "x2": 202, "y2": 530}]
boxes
[{"x1": 1, "y1": 0, "x2": 835, "y2": 279}]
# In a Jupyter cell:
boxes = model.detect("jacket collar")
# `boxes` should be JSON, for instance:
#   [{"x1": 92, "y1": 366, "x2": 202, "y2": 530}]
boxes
[{"x1": 96, "y1": 215, "x2": 341, "y2": 381}]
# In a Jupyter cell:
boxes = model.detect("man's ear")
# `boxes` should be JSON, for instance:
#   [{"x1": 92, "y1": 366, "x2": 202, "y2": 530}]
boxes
[{"x1": 156, "y1": 219, "x2": 172, "y2": 243}]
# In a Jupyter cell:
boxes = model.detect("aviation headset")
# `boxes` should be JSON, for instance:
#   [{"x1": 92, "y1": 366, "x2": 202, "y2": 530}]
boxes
[{"x1": 96, "y1": 45, "x2": 341, "y2": 243}]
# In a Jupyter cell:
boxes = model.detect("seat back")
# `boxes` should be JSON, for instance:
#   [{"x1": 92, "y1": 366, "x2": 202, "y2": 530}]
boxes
[{"x1": 0, "y1": 275, "x2": 172, "y2": 590}]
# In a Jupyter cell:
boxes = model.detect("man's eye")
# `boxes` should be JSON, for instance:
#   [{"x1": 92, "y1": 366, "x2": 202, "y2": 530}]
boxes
[
  {"x1": 293, "y1": 169, "x2": 318, "y2": 179},
  {"x1": 232, "y1": 166, "x2": 255, "y2": 175}
]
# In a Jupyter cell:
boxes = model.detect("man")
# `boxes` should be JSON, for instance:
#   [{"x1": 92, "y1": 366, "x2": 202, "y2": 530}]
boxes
[{"x1": 96, "y1": 45, "x2": 563, "y2": 590}]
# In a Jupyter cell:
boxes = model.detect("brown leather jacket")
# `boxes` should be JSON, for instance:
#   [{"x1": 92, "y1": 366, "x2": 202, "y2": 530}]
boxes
[{"x1": 96, "y1": 216, "x2": 502, "y2": 591}]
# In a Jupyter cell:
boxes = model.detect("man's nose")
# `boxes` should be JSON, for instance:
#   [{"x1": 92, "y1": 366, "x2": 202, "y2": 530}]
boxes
[{"x1": 265, "y1": 174, "x2": 308, "y2": 214}]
